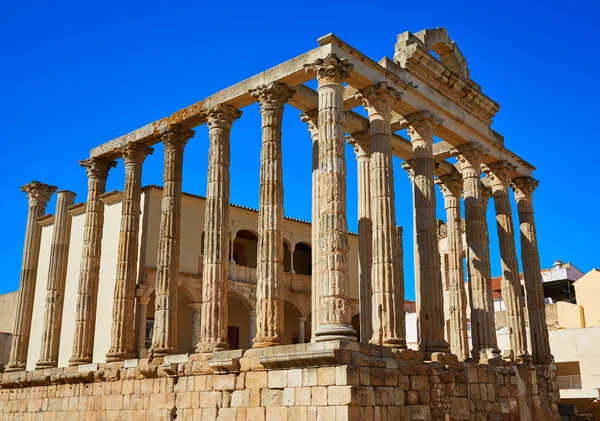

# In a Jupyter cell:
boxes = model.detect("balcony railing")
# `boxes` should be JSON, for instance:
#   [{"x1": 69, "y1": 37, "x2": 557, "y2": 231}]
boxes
[{"x1": 557, "y1": 375, "x2": 582, "y2": 390}]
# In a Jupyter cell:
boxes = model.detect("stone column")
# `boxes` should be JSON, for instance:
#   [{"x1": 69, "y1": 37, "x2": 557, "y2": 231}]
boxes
[
  {"x1": 347, "y1": 131, "x2": 373, "y2": 344},
  {"x1": 149, "y1": 125, "x2": 194, "y2": 357},
  {"x1": 305, "y1": 54, "x2": 356, "y2": 342},
  {"x1": 485, "y1": 162, "x2": 529, "y2": 362},
  {"x1": 229, "y1": 232, "x2": 237, "y2": 281},
  {"x1": 69, "y1": 158, "x2": 116, "y2": 366},
  {"x1": 36, "y1": 190, "x2": 76, "y2": 369},
  {"x1": 5, "y1": 182, "x2": 56, "y2": 372},
  {"x1": 357, "y1": 83, "x2": 405, "y2": 348},
  {"x1": 453, "y1": 144, "x2": 500, "y2": 362},
  {"x1": 196, "y1": 104, "x2": 241, "y2": 353},
  {"x1": 135, "y1": 296, "x2": 150, "y2": 358},
  {"x1": 106, "y1": 143, "x2": 154, "y2": 362},
  {"x1": 299, "y1": 111, "x2": 320, "y2": 343},
  {"x1": 406, "y1": 111, "x2": 449, "y2": 354},
  {"x1": 298, "y1": 317, "x2": 306, "y2": 344},
  {"x1": 436, "y1": 173, "x2": 469, "y2": 361},
  {"x1": 250, "y1": 82, "x2": 295, "y2": 348},
  {"x1": 395, "y1": 226, "x2": 406, "y2": 343},
  {"x1": 511, "y1": 176, "x2": 552, "y2": 364},
  {"x1": 248, "y1": 311, "x2": 257, "y2": 346},
  {"x1": 190, "y1": 303, "x2": 202, "y2": 352}
]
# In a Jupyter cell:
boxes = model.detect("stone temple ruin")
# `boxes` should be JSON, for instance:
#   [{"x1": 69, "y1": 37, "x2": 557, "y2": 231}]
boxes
[{"x1": 0, "y1": 28, "x2": 559, "y2": 420}]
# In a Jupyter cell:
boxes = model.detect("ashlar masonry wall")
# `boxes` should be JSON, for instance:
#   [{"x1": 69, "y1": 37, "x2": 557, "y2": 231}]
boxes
[{"x1": 0, "y1": 342, "x2": 559, "y2": 421}]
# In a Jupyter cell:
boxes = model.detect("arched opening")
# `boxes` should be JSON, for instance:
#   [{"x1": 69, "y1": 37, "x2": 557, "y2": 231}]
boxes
[
  {"x1": 293, "y1": 242, "x2": 312, "y2": 276},
  {"x1": 233, "y1": 230, "x2": 258, "y2": 269},
  {"x1": 284, "y1": 300, "x2": 302, "y2": 344}
]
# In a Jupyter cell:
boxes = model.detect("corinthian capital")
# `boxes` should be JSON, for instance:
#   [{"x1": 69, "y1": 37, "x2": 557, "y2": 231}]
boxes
[
  {"x1": 484, "y1": 160, "x2": 517, "y2": 192},
  {"x1": 510, "y1": 176, "x2": 539, "y2": 200},
  {"x1": 435, "y1": 172, "x2": 463, "y2": 198},
  {"x1": 21, "y1": 181, "x2": 57, "y2": 206},
  {"x1": 401, "y1": 161, "x2": 415, "y2": 182},
  {"x1": 304, "y1": 53, "x2": 354, "y2": 83},
  {"x1": 299, "y1": 110, "x2": 319, "y2": 138},
  {"x1": 355, "y1": 82, "x2": 402, "y2": 115},
  {"x1": 249, "y1": 82, "x2": 295, "y2": 110},
  {"x1": 162, "y1": 124, "x2": 195, "y2": 150},
  {"x1": 80, "y1": 157, "x2": 117, "y2": 181},
  {"x1": 451, "y1": 142, "x2": 488, "y2": 171},
  {"x1": 346, "y1": 130, "x2": 370, "y2": 158},
  {"x1": 406, "y1": 110, "x2": 443, "y2": 140},
  {"x1": 205, "y1": 104, "x2": 242, "y2": 130},
  {"x1": 118, "y1": 143, "x2": 154, "y2": 165}
]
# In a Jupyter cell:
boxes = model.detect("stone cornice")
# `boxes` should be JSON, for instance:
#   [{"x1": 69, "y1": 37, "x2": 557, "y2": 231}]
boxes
[
  {"x1": 67, "y1": 203, "x2": 86, "y2": 217},
  {"x1": 38, "y1": 214, "x2": 54, "y2": 227},
  {"x1": 394, "y1": 30, "x2": 499, "y2": 126},
  {"x1": 98, "y1": 190, "x2": 123, "y2": 206}
]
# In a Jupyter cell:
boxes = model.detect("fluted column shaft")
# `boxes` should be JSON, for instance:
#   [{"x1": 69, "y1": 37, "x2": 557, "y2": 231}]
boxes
[
  {"x1": 250, "y1": 82, "x2": 295, "y2": 348},
  {"x1": 358, "y1": 83, "x2": 405, "y2": 348},
  {"x1": 395, "y1": 226, "x2": 406, "y2": 342},
  {"x1": 36, "y1": 190, "x2": 76, "y2": 369},
  {"x1": 453, "y1": 144, "x2": 500, "y2": 361},
  {"x1": 511, "y1": 176, "x2": 552, "y2": 364},
  {"x1": 70, "y1": 158, "x2": 116, "y2": 366},
  {"x1": 487, "y1": 162, "x2": 529, "y2": 362},
  {"x1": 300, "y1": 111, "x2": 320, "y2": 342},
  {"x1": 407, "y1": 111, "x2": 449, "y2": 354},
  {"x1": 305, "y1": 54, "x2": 356, "y2": 342},
  {"x1": 298, "y1": 317, "x2": 306, "y2": 344},
  {"x1": 197, "y1": 104, "x2": 241, "y2": 353},
  {"x1": 348, "y1": 132, "x2": 373, "y2": 344},
  {"x1": 190, "y1": 303, "x2": 202, "y2": 352},
  {"x1": 436, "y1": 174, "x2": 469, "y2": 361},
  {"x1": 106, "y1": 143, "x2": 153, "y2": 362},
  {"x1": 6, "y1": 182, "x2": 56, "y2": 372},
  {"x1": 150, "y1": 125, "x2": 194, "y2": 357}
]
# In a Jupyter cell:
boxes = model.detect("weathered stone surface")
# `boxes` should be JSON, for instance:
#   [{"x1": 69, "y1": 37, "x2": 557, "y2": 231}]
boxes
[
  {"x1": 251, "y1": 82, "x2": 295, "y2": 348},
  {"x1": 106, "y1": 143, "x2": 154, "y2": 362},
  {"x1": 197, "y1": 104, "x2": 241, "y2": 353},
  {"x1": 150, "y1": 124, "x2": 194, "y2": 357},
  {"x1": 452, "y1": 143, "x2": 500, "y2": 362},
  {"x1": 36, "y1": 190, "x2": 77, "y2": 369},
  {"x1": 70, "y1": 158, "x2": 116, "y2": 366},
  {"x1": 6, "y1": 181, "x2": 56, "y2": 372}
]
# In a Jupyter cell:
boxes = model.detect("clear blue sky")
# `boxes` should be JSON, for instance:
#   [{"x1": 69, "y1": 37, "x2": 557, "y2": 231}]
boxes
[{"x1": 1, "y1": 0, "x2": 598, "y2": 299}]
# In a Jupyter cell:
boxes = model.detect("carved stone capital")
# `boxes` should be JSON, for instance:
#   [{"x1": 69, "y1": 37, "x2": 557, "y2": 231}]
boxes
[
  {"x1": 510, "y1": 176, "x2": 539, "y2": 199},
  {"x1": 401, "y1": 161, "x2": 414, "y2": 182},
  {"x1": 249, "y1": 82, "x2": 295, "y2": 110},
  {"x1": 162, "y1": 124, "x2": 195, "y2": 150},
  {"x1": 21, "y1": 181, "x2": 57, "y2": 206},
  {"x1": 355, "y1": 82, "x2": 402, "y2": 115},
  {"x1": 406, "y1": 110, "x2": 443, "y2": 140},
  {"x1": 299, "y1": 110, "x2": 319, "y2": 138},
  {"x1": 80, "y1": 157, "x2": 117, "y2": 181},
  {"x1": 435, "y1": 172, "x2": 463, "y2": 197},
  {"x1": 205, "y1": 104, "x2": 242, "y2": 130},
  {"x1": 346, "y1": 130, "x2": 370, "y2": 158},
  {"x1": 484, "y1": 160, "x2": 516, "y2": 192},
  {"x1": 451, "y1": 142, "x2": 488, "y2": 171},
  {"x1": 480, "y1": 180, "x2": 492, "y2": 204},
  {"x1": 118, "y1": 143, "x2": 154, "y2": 165},
  {"x1": 304, "y1": 53, "x2": 354, "y2": 83}
]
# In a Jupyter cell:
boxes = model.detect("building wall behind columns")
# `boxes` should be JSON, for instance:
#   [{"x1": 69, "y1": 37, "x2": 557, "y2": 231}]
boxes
[
  {"x1": 0, "y1": 292, "x2": 17, "y2": 365},
  {"x1": 26, "y1": 223, "x2": 54, "y2": 371},
  {"x1": 56, "y1": 212, "x2": 86, "y2": 367},
  {"x1": 92, "y1": 199, "x2": 124, "y2": 364}
]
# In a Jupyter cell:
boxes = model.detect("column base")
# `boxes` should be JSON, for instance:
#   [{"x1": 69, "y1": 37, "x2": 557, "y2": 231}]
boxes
[
  {"x1": 252, "y1": 333, "x2": 286, "y2": 349},
  {"x1": 195, "y1": 339, "x2": 229, "y2": 354},
  {"x1": 474, "y1": 347, "x2": 502, "y2": 364},
  {"x1": 369, "y1": 336, "x2": 407, "y2": 349},
  {"x1": 314, "y1": 324, "x2": 357, "y2": 342},
  {"x1": 4, "y1": 362, "x2": 26, "y2": 373},
  {"x1": 148, "y1": 347, "x2": 179, "y2": 358},
  {"x1": 418, "y1": 338, "x2": 450, "y2": 354},
  {"x1": 105, "y1": 349, "x2": 136, "y2": 362},
  {"x1": 68, "y1": 356, "x2": 92, "y2": 367},
  {"x1": 35, "y1": 360, "x2": 58, "y2": 370}
]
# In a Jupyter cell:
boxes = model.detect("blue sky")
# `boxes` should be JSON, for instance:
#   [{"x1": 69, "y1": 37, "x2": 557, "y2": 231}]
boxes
[{"x1": 1, "y1": 0, "x2": 598, "y2": 299}]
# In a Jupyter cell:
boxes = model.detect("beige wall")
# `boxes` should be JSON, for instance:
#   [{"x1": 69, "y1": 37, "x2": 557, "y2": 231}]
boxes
[
  {"x1": 0, "y1": 291, "x2": 17, "y2": 333},
  {"x1": 574, "y1": 269, "x2": 600, "y2": 327},
  {"x1": 550, "y1": 326, "x2": 600, "y2": 390}
]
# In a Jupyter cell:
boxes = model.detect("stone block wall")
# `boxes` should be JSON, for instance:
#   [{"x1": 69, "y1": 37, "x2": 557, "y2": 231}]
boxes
[{"x1": 0, "y1": 342, "x2": 560, "y2": 420}]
